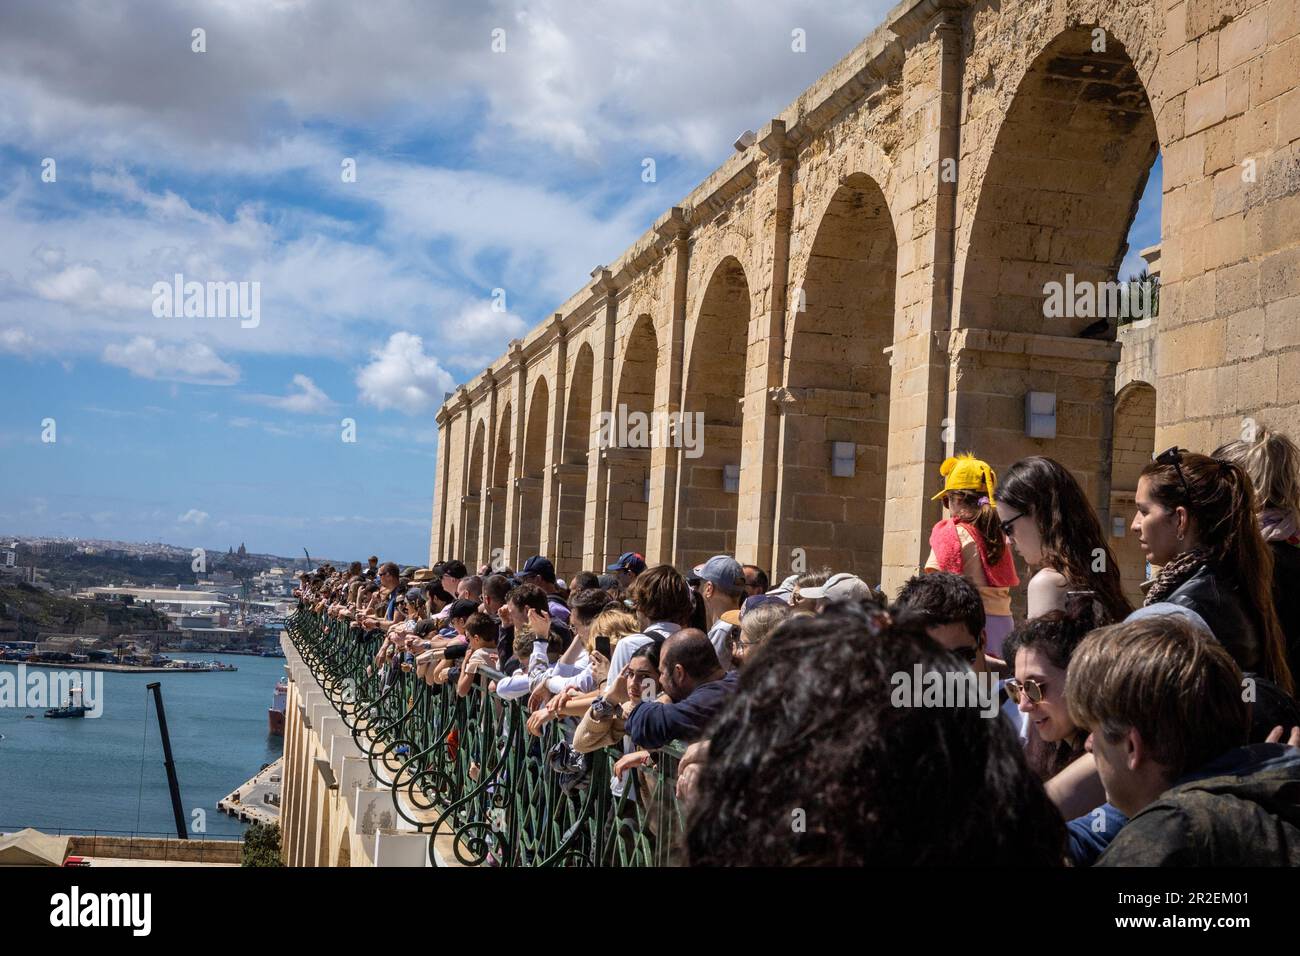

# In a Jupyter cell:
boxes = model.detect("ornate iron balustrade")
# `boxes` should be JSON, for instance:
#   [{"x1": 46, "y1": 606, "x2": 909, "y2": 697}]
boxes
[{"x1": 286, "y1": 607, "x2": 685, "y2": 866}]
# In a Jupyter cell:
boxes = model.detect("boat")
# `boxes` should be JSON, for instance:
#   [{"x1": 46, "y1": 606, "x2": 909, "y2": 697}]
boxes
[
  {"x1": 45, "y1": 684, "x2": 90, "y2": 719},
  {"x1": 268, "y1": 677, "x2": 287, "y2": 736}
]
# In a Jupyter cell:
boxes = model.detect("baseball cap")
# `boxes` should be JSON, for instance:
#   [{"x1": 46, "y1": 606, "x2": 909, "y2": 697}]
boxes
[
  {"x1": 606, "y1": 552, "x2": 647, "y2": 574},
  {"x1": 767, "y1": 574, "x2": 801, "y2": 603},
  {"x1": 521, "y1": 555, "x2": 557, "y2": 583},
  {"x1": 693, "y1": 555, "x2": 745, "y2": 591},
  {"x1": 796, "y1": 572, "x2": 873, "y2": 602}
]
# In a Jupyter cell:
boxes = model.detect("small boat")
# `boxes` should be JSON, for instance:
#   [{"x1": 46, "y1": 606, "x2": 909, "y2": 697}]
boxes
[{"x1": 45, "y1": 684, "x2": 90, "y2": 719}]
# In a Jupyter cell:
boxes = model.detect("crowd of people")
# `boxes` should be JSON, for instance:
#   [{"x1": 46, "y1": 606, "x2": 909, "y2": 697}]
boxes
[{"x1": 296, "y1": 428, "x2": 1300, "y2": 866}]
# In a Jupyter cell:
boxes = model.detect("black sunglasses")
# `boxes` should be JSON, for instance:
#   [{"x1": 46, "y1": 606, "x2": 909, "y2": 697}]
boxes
[{"x1": 1155, "y1": 446, "x2": 1194, "y2": 502}]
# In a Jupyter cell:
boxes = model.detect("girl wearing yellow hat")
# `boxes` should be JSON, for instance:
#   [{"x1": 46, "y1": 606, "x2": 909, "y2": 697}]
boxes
[{"x1": 925, "y1": 454, "x2": 1019, "y2": 655}]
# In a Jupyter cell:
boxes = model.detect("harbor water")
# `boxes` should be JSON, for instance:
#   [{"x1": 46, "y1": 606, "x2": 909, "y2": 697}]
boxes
[{"x1": 0, "y1": 652, "x2": 285, "y2": 839}]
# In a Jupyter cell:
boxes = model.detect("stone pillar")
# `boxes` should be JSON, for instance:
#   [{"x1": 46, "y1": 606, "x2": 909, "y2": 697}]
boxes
[
  {"x1": 744, "y1": 122, "x2": 794, "y2": 572},
  {"x1": 585, "y1": 269, "x2": 619, "y2": 570},
  {"x1": 430, "y1": 409, "x2": 451, "y2": 565},
  {"x1": 507, "y1": 339, "x2": 526, "y2": 568},
  {"x1": 542, "y1": 315, "x2": 567, "y2": 559},
  {"x1": 650, "y1": 208, "x2": 690, "y2": 564},
  {"x1": 879, "y1": 11, "x2": 962, "y2": 596},
  {"x1": 478, "y1": 372, "x2": 499, "y2": 570}
]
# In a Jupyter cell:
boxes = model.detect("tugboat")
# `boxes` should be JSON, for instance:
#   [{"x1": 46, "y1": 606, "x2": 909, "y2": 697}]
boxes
[
  {"x1": 45, "y1": 684, "x2": 90, "y2": 719},
  {"x1": 268, "y1": 677, "x2": 287, "y2": 736}
]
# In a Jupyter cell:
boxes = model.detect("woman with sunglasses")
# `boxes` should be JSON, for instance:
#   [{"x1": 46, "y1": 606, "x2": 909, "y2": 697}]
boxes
[
  {"x1": 925, "y1": 454, "x2": 1019, "y2": 656},
  {"x1": 996, "y1": 456, "x2": 1132, "y2": 625},
  {"x1": 1134, "y1": 447, "x2": 1294, "y2": 694},
  {"x1": 1003, "y1": 604, "x2": 1110, "y2": 822}
]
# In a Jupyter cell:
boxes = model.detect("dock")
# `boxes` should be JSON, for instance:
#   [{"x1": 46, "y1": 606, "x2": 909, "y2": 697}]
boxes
[{"x1": 217, "y1": 756, "x2": 282, "y2": 826}]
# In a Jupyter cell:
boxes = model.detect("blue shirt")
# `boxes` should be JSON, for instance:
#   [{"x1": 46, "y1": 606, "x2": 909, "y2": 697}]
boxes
[{"x1": 625, "y1": 671, "x2": 740, "y2": 750}]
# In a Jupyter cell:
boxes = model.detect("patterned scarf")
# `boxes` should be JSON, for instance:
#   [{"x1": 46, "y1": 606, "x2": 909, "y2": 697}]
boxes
[{"x1": 1143, "y1": 547, "x2": 1212, "y2": 606}]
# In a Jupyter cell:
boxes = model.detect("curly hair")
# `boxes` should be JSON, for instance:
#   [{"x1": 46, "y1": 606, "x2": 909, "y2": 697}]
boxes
[{"x1": 685, "y1": 601, "x2": 1066, "y2": 865}]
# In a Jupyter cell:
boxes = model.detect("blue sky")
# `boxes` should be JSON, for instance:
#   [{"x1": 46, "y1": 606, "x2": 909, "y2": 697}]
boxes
[{"x1": 0, "y1": 1, "x2": 1161, "y2": 565}]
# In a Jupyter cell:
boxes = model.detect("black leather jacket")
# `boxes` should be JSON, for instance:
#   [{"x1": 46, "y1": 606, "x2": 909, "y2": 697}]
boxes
[{"x1": 1163, "y1": 563, "x2": 1262, "y2": 674}]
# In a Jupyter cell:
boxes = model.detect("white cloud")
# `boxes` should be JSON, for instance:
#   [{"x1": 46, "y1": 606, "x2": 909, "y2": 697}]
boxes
[
  {"x1": 102, "y1": 336, "x2": 240, "y2": 386},
  {"x1": 178, "y1": 509, "x2": 209, "y2": 526},
  {"x1": 356, "y1": 332, "x2": 455, "y2": 415},
  {"x1": 246, "y1": 373, "x2": 335, "y2": 414},
  {"x1": 0, "y1": 327, "x2": 37, "y2": 355}
]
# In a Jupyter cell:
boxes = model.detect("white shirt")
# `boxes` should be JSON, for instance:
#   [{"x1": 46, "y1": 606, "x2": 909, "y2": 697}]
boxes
[{"x1": 603, "y1": 621, "x2": 681, "y2": 692}]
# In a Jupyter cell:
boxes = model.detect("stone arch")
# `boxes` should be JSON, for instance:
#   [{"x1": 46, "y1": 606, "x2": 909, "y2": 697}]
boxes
[
  {"x1": 605, "y1": 314, "x2": 658, "y2": 564},
  {"x1": 781, "y1": 170, "x2": 897, "y2": 581},
  {"x1": 556, "y1": 342, "x2": 594, "y2": 571},
  {"x1": 678, "y1": 255, "x2": 751, "y2": 567},
  {"x1": 463, "y1": 420, "x2": 486, "y2": 567},
  {"x1": 952, "y1": 23, "x2": 1161, "y2": 521},
  {"x1": 957, "y1": 25, "x2": 1160, "y2": 337},
  {"x1": 518, "y1": 375, "x2": 550, "y2": 563},
  {"x1": 487, "y1": 401, "x2": 512, "y2": 561},
  {"x1": 1110, "y1": 380, "x2": 1157, "y2": 607}
]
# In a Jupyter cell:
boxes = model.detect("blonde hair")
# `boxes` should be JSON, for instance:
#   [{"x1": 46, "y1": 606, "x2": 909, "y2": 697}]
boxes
[
  {"x1": 1214, "y1": 427, "x2": 1300, "y2": 520},
  {"x1": 590, "y1": 606, "x2": 639, "y2": 651}
]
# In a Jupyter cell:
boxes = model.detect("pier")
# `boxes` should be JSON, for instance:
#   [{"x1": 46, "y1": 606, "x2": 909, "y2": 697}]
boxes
[{"x1": 217, "y1": 756, "x2": 282, "y2": 827}]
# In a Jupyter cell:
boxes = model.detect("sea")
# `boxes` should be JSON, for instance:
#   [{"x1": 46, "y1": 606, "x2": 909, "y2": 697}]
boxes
[{"x1": 0, "y1": 651, "x2": 285, "y2": 840}]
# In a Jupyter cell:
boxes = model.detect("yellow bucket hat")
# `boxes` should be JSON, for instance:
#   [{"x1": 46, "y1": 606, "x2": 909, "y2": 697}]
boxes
[{"x1": 931, "y1": 453, "x2": 998, "y2": 504}]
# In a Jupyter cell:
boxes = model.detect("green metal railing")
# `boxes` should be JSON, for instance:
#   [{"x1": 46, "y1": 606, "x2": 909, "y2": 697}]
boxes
[{"x1": 286, "y1": 607, "x2": 684, "y2": 866}]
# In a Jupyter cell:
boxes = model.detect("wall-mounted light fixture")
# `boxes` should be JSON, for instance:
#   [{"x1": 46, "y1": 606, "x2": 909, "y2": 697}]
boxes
[
  {"x1": 831, "y1": 441, "x2": 856, "y2": 478},
  {"x1": 1025, "y1": 391, "x2": 1057, "y2": 439},
  {"x1": 723, "y1": 464, "x2": 741, "y2": 494}
]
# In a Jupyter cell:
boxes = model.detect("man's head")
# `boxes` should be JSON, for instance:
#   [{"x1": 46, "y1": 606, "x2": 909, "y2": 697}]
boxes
[
  {"x1": 440, "y1": 560, "x2": 468, "y2": 596},
  {"x1": 693, "y1": 556, "x2": 746, "y2": 612},
  {"x1": 1066, "y1": 614, "x2": 1250, "y2": 818},
  {"x1": 659, "y1": 628, "x2": 724, "y2": 701},
  {"x1": 606, "y1": 551, "x2": 647, "y2": 588},
  {"x1": 742, "y1": 564, "x2": 769, "y2": 598},
  {"x1": 627, "y1": 565, "x2": 694, "y2": 628},
  {"x1": 459, "y1": 575, "x2": 483, "y2": 600},
  {"x1": 520, "y1": 555, "x2": 558, "y2": 591},
  {"x1": 378, "y1": 562, "x2": 400, "y2": 590},
  {"x1": 893, "y1": 573, "x2": 988, "y2": 672},
  {"x1": 505, "y1": 582, "x2": 549, "y2": 632},
  {"x1": 481, "y1": 574, "x2": 510, "y2": 615},
  {"x1": 368, "y1": 556, "x2": 378, "y2": 569}
]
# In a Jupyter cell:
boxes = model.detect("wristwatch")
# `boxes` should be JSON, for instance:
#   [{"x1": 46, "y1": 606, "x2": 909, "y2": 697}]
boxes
[{"x1": 590, "y1": 696, "x2": 616, "y2": 720}]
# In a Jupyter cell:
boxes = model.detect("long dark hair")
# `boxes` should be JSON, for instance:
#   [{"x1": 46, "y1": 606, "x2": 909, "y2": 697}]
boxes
[
  {"x1": 1141, "y1": 451, "x2": 1293, "y2": 694},
  {"x1": 998, "y1": 456, "x2": 1132, "y2": 624}
]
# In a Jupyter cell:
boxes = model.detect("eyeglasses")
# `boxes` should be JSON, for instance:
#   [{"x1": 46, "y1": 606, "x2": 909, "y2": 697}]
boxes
[
  {"x1": 1005, "y1": 678, "x2": 1046, "y2": 704},
  {"x1": 999, "y1": 513, "x2": 1025, "y2": 537},
  {"x1": 1155, "y1": 446, "x2": 1194, "y2": 503}
]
